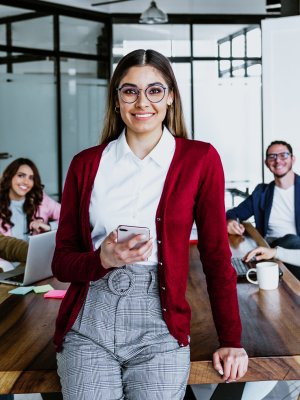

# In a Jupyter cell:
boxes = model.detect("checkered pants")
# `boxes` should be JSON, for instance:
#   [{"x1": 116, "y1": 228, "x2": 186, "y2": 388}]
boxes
[{"x1": 57, "y1": 264, "x2": 190, "y2": 400}]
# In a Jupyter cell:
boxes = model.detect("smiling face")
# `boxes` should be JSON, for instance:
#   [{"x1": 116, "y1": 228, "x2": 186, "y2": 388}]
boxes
[
  {"x1": 116, "y1": 65, "x2": 173, "y2": 140},
  {"x1": 9, "y1": 164, "x2": 34, "y2": 200},
  {"x1": 265, "y1": 143, "x2": 295, "y2": 178}
]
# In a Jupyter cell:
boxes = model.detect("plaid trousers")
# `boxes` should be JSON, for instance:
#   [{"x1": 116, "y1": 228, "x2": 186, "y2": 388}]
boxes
[{"x1": 57, "y1": 264, "x2": 190, "y2": 400}]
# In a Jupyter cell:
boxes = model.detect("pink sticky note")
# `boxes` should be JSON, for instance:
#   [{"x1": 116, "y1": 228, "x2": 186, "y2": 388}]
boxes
[{"x1": 44, "y1": 290, "x2": 66, "y2": 299}]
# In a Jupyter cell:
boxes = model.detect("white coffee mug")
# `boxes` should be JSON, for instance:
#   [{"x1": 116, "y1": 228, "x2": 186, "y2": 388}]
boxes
[{"x1": 246, "y1": 261, "x2": 279, "y2": 290}]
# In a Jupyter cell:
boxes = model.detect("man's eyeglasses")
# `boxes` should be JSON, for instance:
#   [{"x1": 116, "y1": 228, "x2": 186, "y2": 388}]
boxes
[
  {"x1": 116, "y1": 84, "x2": 168, "y2": 104},
  {"x1": 266, "y1": 151, "x2": 291, "y2": 161}
]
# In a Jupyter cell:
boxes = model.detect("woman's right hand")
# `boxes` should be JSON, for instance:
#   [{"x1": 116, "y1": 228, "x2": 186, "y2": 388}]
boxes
[
  {"x1": 100, "y1": 230, "x2": 153, "y2": 269},
  {"x1": 243, "y1": 246, "x2": 276, "y2": 263},
  {"x1": 227, "y1": 219, "x2": 245, "y2": 236},
  {"x1": 30, "y1": 219, "x2": 51, "y2": 234}
]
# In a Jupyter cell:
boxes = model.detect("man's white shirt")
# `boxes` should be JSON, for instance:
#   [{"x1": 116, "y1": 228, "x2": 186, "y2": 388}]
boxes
[{"x1": 267, "y1": 185, "x2": 297, "y2": 238}]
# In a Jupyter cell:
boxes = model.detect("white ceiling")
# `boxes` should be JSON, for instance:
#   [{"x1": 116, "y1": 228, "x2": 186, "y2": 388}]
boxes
[{"x1": 38, "y1": 0, "x2": 266, "y2": 15}]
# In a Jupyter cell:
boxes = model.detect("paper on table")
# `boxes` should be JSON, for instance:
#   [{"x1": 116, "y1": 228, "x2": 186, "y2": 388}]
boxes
[
  {"x1": 33, "y1": 284, "x2": 54, "y2": 294},
  {"x1": 44, "y1": 290, "x2": 66, "y2": 299},
  {"x1": 9, "y1": 286, "x2": 34, "y2": 295}
]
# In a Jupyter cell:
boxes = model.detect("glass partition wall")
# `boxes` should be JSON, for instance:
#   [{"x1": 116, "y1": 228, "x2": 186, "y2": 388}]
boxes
[
  {"x1": 1, "y1": 2, "x2": 263, "y2": 204},
  {"x1": 0, "y1": 4, "x2": 110, "y2": 198}
]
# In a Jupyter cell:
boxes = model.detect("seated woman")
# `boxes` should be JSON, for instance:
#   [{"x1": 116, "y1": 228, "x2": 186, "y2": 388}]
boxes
[{"x1": 0, "y1": 158, "x2": 60, "y2": 241}]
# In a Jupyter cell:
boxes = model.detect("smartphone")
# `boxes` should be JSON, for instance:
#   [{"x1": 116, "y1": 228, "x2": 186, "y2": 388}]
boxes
[{"x1": 117, "y1": 225, "x2": 150, "y2": 249}]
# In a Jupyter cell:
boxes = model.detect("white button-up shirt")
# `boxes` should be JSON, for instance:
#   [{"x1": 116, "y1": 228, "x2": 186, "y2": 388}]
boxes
[{"x1": 89, "y1": 127, "x2": 175, "y2": 264}]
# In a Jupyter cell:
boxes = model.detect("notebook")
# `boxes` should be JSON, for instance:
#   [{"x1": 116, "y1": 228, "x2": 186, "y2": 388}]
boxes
[
  {"x1": 231, "y1": 257, "x2": 283, "y2": 281},
  {"x1": 0, "y1": 230, "x2": 56, "y2": 286}
]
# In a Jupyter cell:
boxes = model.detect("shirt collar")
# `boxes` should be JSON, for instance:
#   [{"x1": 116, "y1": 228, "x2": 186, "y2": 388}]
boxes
[
  {"x1": 149, "y1": 127, "x2": 175, "y2": 169},
  {"x1": 115, "y1": 129, "x2": 132, "y2": 163},
  {"x1": 115, "y1": 127, "x2": 175, "y2": 168}
]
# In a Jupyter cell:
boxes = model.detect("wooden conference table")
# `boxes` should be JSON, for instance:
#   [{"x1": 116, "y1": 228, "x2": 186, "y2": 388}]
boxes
[
  {"x1": 0, "y1": 223, "x2": 299, "y2": 394},
  {"x1": 188, "y1": 222, "x2": 300, "y2": 384}
]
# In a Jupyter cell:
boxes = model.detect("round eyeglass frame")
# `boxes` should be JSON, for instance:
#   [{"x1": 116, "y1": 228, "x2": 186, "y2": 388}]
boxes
[{"x1": 116, "y1": 84, "x2": 168, "y2": 104}]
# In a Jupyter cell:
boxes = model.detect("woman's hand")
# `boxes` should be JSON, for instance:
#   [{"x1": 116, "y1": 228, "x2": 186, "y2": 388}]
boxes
[
  {"x1": 100, "y1": 230, "x2": 153, "y2": 269},
  {"x1": 30, "y1": 219, "x2": 51, "y2": 234},
  {"x1": 243, "y1": 246, "x2": 276, "y2": 263},
  {"x1": 213, "y1": 347, "x2": 248, "y2": 383}
]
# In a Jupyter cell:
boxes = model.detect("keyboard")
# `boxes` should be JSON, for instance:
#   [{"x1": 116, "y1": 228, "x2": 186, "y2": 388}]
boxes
[
  {"x1": 4, "y1": 273, "x2": 24, "y2": 283},
  {"x1": 231, "y1": 257, "x2": 249, "y2": 277},
  {"x1": 231, "y1": 257, "x2": 283, "y2": 280}
]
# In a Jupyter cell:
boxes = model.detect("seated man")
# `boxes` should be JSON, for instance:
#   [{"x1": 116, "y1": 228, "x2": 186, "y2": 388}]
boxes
[
  {"x1": 0, "y1": 234, "x2": 27, "y2": 400},
  {"x1": 0, "y1": 235, "x2": 62, "y2": 400},
  {"x1": 0, "y1": 234, "x2": 27, "y2": 269},
  {"x1": 226, "y1": 140, "x2": 300, "y2": 279}
]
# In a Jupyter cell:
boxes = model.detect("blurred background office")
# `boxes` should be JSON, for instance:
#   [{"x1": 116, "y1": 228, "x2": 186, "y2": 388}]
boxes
[
  {"x1": 1, "y1": 2, "x2": 300, "y2": 400},
  {"x1": 0, "y1": 0, "x2": 299, "y2": 208}
]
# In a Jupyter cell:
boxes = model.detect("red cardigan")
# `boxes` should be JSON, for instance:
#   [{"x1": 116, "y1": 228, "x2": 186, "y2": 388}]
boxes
[{"x1": 52, "y1": 137, "x2": 242, "y2": 351}]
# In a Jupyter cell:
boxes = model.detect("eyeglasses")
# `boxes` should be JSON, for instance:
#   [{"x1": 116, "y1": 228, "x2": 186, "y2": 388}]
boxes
[
  {"x1": 116, "y1": 84, "x2": 168, "y2": 104},
  {"x1": 266, "y1": 151, "x2": 291, "y2": 161}
]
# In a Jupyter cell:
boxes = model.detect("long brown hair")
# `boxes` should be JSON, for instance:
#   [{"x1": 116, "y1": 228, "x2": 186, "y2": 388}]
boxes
[
  {"x1": 100, "y1": 49, "x2": 188, "y2": 144},
  {"x1": 0, "y1": 158, "x2": 44, "y2": 232}
]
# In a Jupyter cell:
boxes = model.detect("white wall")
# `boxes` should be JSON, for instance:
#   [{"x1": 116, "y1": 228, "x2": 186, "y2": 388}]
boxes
[
  {"x1": 193, "y1": 62, "x2": 262, "y2": 194},
  {"x1": 262, "y1": 15, "x2": 300, "y2": 181}
]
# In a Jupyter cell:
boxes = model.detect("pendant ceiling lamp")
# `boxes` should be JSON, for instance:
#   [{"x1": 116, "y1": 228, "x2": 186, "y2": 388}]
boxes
[{"x1": 139, "y1": 1, "x2": 168, "y2": 24}]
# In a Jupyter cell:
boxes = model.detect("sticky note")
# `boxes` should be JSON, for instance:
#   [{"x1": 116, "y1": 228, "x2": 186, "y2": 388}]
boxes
[
  {"x1": 9, "y1": 286, "x2": 34, "y2": 295},
  {"x1": 33, "y1": 284, "x2": 54, "y2": 294},
  {"x1": 44, "y1": 290, "x2": 67, "y2": 299}
]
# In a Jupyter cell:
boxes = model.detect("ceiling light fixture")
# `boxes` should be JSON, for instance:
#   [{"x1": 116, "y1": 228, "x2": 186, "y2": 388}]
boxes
[{"x1": 139, "y1": 1, "x2": 168, "y2": 24}]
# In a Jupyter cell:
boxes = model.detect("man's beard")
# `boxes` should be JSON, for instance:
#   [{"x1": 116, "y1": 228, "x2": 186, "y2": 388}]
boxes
[{"x1": 273, "y1": 164, "x2": 292, "y2": 179}]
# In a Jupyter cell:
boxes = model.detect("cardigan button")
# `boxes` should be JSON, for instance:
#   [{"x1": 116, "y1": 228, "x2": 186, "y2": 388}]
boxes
[
  {"x1": 157, "y1": 240, "x2": 162, "y2": 244},
  {"x1": 161, "y1": 286, "x2": 166, "y2": 290},
  {"x1": 163, "y1": 308, "x2": 167, "y2": 312},
  {"x1": 158, "y1": 261, "x2": 163, "y2": 265},
  {"x1": 156, "y1": 217, "x2": 161, "y2": 221}
]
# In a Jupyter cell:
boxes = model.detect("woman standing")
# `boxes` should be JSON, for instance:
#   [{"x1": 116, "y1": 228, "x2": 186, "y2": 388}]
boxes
[
  {"x1": 52, "y1": 49, "x2": 248, "y2": 400},
  {"x1": 0, "y1": 158, "x2": 60, "y2": 240}
]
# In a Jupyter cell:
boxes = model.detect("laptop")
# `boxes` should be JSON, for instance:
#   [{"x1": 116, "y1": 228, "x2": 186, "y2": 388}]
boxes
[
  {"x1": 0, "y1": 230, "x2": 56, "y2": 286},
  {"x1": 231, "y1": 257, "x2": 283, "y2": 281}
]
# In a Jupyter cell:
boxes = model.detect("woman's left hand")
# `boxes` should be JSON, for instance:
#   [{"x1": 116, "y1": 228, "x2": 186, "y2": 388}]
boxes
[
  {"x1": 213, "y1": 347, "x2": 248, "y2": 383},
  {"x1": 30, "y1": 219, "x2": 51, "y2": 234}
]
